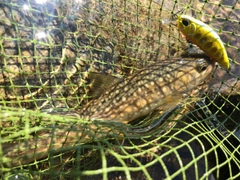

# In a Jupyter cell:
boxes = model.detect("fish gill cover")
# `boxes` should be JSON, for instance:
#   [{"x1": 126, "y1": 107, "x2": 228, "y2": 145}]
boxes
[{"x1": 0, "y1": 0, "x2": 240, "y2": 179}]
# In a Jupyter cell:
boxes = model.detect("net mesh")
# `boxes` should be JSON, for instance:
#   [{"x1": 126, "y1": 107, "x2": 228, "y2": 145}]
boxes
[{"x1": 0, "y1": 0, "x2": 240, "y2": 179}]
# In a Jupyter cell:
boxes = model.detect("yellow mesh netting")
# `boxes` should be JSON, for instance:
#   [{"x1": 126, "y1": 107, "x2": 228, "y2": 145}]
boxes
[{"x1": 0, "y1": 0, "x2": 240, "y2": 179}]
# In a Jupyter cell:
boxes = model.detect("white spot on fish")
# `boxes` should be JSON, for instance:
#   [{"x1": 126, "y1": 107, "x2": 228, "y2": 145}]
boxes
[
  {"x1": 133, "y1": 92, "x2": 138, "y2": 97},
  {"x1": 122, "y1": 96, "x2": 126, "y2": 102},
  {"x1": 138, "y1": 88, "x2": 142, "y2": 93},
  {"x1": 105, "y1": 107, "x2": 110, "y2": 112}
]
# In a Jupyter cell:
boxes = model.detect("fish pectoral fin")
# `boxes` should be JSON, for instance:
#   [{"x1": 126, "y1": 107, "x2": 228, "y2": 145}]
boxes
[
  {"x1": 88, "y1": 72, "x2": 123, "y2": 98},
  {"x1": 163, "y1": 94, "x2": 182, "y2": 109}
]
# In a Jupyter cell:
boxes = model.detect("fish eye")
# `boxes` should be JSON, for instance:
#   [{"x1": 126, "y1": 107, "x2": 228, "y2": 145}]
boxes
[
  {"x1": 197, "y1": 60, "x2": 207, "y2": 72},
  {"x1": 182, "y1": 19, "x2": 190, "y2": 26}
]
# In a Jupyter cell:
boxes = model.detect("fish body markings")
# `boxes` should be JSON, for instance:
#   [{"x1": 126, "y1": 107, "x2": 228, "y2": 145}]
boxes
[
  {"x1": 78, "y1": 58, "x2": 214, "y2": 123},
  {"x1": 177, "y1": 15, "x2": 230, "y2": 70}
]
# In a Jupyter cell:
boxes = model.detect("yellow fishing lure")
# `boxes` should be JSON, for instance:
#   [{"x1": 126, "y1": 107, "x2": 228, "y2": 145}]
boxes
[{"x1": 177, "y1": 15, "x2": 230, "y2": 69}]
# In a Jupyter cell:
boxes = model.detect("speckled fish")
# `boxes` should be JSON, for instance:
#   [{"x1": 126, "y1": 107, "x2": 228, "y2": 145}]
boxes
[
  {"x1": 77, "y1": 57, "x2": 215, "y2": 124},
  {"x1": 177, "y1": 15, "x2": 230, "y2": 70},
  {"x1": 1, "y1": 57, "x2": 215, "y2": 167}
]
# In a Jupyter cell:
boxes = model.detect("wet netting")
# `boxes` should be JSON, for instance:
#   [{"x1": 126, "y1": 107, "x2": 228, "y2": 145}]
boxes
[{"x1": 0, "y1": 0, "x2": 240, "y2": 179}]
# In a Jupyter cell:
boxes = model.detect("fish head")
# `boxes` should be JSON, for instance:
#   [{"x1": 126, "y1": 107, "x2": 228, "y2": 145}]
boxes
[{"x1": 173, "y1": 57, "x2": 215, "y2": 93}]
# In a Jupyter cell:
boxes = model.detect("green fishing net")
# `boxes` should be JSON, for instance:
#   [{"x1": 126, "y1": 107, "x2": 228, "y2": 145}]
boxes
[{"x1": 0, "y1": 0, "x2": 240, "y2": 179}]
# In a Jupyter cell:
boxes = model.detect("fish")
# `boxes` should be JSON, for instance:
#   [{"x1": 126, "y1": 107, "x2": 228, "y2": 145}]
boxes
[
  {"x1": 177, "y1": 15, "x2": 230, "y2": 70},
  {"x1": 1, "y1": 58, "x2": 215, "y2": 167},
  {"x1": 76, "y1": 57, "x2": 215, "y2": 124}
]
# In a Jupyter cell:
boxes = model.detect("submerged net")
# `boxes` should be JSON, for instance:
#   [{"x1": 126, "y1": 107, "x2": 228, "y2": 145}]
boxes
[{"x1": 0, "y1": 0, "x2": 240, "y2": 179}]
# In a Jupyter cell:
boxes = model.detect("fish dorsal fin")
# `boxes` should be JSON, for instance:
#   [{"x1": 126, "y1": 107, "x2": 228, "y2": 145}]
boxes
[{"x1": 88, "y1": 72, "x2": 123, "y2": 98}]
